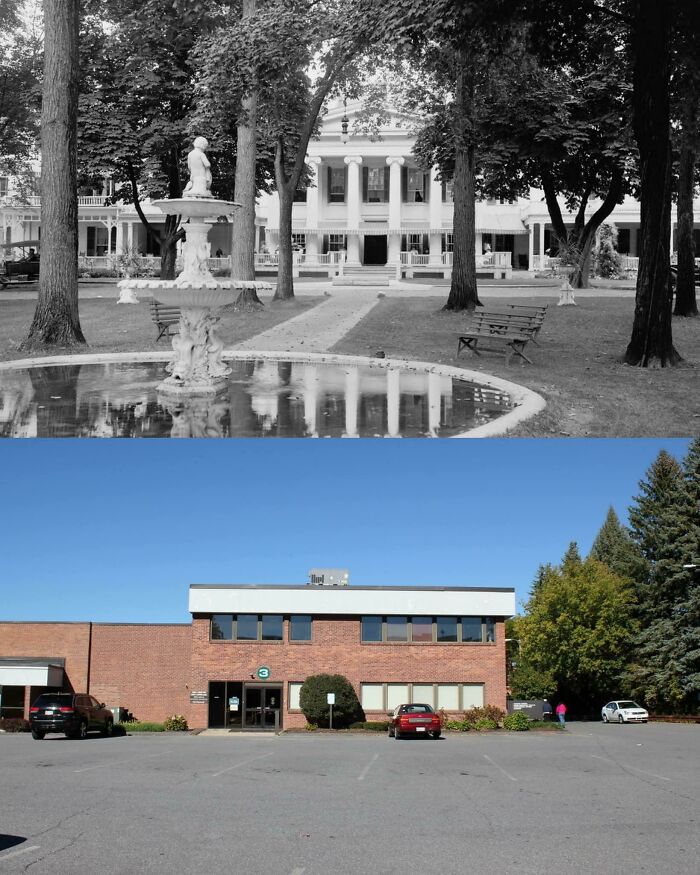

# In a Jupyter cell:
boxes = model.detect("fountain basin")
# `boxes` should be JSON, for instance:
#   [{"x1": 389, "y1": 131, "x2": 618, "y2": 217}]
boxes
[{"x1": 0, "y1": 351, "x2": 546, "y2": 438}]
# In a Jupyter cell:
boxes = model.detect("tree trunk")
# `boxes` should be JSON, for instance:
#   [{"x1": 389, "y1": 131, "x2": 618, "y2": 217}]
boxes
[
  {"x1": 23, "y1": 0, "x2": 85, "y2": 349},
  {"x1": 624, "y1": 0, "x2": 680, "y2": 366},
  {"x1": 160, "y1": 215, "x2": 182, "y2": 280},
  {"x1": 231, "y1": 0, "x2": 263, "y2": 309},
  {"x1": 444, "y1": 52, "x2": 480, "y2": 312},
  {"x1": 274, "y1": 184, "x2": 295, "y2": 300},
  {"x1": 674, "y1": 143, "x2": 698, "y2": 317}
]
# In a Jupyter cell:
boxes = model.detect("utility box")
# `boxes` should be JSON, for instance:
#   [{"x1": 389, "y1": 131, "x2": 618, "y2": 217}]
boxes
[
  {"x1": 109, "y1": 706, "x2": 128, "y2": 723},
  {"x1": 308, "y1": 568, "x2": 349, "y2": 586}
]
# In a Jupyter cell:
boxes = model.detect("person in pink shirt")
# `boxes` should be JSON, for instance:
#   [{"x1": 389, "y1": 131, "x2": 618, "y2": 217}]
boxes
[{"x1": 555, "y1": 702, "x2": 567, "y2": 726}]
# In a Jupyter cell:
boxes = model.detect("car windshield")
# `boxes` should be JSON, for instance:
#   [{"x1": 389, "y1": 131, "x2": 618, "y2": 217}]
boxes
[
  {"x1": 33, "y1": 693, "x2": 73, "y2": 706},
  {"x1": 618, "y1": 701, "x2": 641, "y2": 709},
  {"x1": 401, "y1": 704, "x2": 433, "y2": 714}
]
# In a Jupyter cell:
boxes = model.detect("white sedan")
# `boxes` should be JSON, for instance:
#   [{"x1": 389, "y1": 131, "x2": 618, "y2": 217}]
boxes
[{"x1": 601, "y1": 701, "x2": 649, "y2": 723}]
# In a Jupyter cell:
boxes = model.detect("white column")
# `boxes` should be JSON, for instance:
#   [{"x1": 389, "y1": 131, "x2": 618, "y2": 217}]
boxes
[
  {"x1": 386, "y1": 156, "x2": 404, "y2": 265},
  {"x1": 429, "y1": 166, "x2": 442, "y2": 265},
  {"x1": 528, "y1": 224, "x2": 534, "y2": 271},
  {"x1": 344, "y1": 155, "x2": 362, "y2": 264},
  {"x1": 127, "y1": 222, "x2": 134, "y2": 250},
  {"x1": 106, "y1": 219, "x2": 113, "y2": 256},
  {"x1": 115, "y1": 211, "x2": 124, "y2": 254},
  {"x1": 306, "y1": 156, "x2": 321, "y2": 263},
  {"x1": 539, "y1": 222, "x2": 545, "y2": 262}
]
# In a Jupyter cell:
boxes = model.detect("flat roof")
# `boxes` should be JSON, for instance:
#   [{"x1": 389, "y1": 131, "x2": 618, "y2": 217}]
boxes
[{"x1": 189, "y1": 584, "x2": 515, "y2": 618}]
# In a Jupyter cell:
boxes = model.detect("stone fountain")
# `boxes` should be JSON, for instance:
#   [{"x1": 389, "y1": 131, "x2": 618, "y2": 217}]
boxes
[{"x1": 117, "y1": 136, "x2": 272, "y2": 395}]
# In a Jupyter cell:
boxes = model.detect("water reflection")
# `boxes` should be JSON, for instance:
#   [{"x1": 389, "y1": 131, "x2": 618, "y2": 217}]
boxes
[{"x1": 0, "y1": 359, "x2": 513, "y2": 438}]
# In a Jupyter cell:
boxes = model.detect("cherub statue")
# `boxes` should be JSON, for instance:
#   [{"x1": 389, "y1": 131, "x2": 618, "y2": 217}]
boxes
[{"x1": 184, "y1": 136, "x2": 212, "y2": 198}]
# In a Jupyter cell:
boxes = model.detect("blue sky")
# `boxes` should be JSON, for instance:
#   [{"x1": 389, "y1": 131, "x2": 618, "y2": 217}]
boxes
[{"x1": 0, "y1": 438, "x2": 690, "y2": 623}]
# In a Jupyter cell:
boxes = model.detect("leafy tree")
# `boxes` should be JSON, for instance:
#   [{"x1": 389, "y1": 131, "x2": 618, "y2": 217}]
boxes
[
  {"x1": 195, "y1": 0, "x2": 382, "y2": 301},
  {"x1": 516, "y1": 549, "x2": 638, "y2": 713},
  {"x1": 0, "y1": 1, "x2": 42, "y2": 198},
  {"x1": 23, "y1": 0, "x2": 86, "y2": 350},
  {"x1": 299, "y1": 674, "x2": 363, "y2": 728},
  {"x1": 78, "y1": 0, "x2": 225, "y2": 279},
  {"x1": 588, "y1": 506, "x2": 646, "y2": 582},
  {"x1": 592, "y1": 224, "x2": 623, "y2": 279}
]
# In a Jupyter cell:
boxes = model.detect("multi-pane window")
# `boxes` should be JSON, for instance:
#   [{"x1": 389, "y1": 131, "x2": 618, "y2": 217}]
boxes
[
  {"x1": 0, "y1": 177, "x2": 8, "y2": 198},
  {"x1": 328, "y1": 234, "x2": 346, "y2": 252},
  {"x1": 361, "y1": 616, "x2": 497, "y2": 644},
  {"x1": 442, "y1": 180, "x2": 455, "y2": 203},
  {"x1": 406, "y1": 168, "x2": 426, "y2": 202},
  {"x1": 210, "y1": 614, "x2": 284, "y2": 641},
  {"x1": 365, "y1": 167, "x2": 387, "y2": 203},
  {"x1": 328, "y1": 167, "x2": 346, "y2": 202},
  {"x1": 290, "y1": 615, "x2": 312, "y2": 642},
  {"x1": 443, "y1": 233, "x2": 454, "y2": 253},
  {"x1": 361, "y1": 682, "x2": 485, "y2": 711},
  {"x1": 291, "y1": 234, "x2": 306, "y2": 253}
]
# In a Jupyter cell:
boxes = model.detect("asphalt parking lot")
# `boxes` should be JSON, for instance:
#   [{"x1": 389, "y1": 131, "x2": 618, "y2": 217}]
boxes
[{"x1": 1, "y1": 723, "x2": 698, "y2": 874}]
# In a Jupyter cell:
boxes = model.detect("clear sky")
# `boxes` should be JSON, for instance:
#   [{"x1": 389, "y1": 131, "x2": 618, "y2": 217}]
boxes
[{"x1": 0, "y1": 438, "x2": 690, "y2": 623}]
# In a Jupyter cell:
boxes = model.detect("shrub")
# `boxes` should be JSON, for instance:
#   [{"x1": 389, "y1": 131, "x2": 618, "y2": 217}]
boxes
[
  {"x1": 463, "y1": 705, "x2": 505, "y2": 727},
  {"x1": 0, "y1": 717, "x2": 29, "y2": 732},
  {"x1": 163, "y1": 714, "x2": 188, "y2": 732},
  {"x1": 348, "y1": 721, "x2": 390, "y2": 731},
  {"x1": 118, "y1": 721, "x2": 165, "y2": 732},
  {"x1": 503, "y1": 712, "x2": 530, "y2": 731},
  {"x1": 474, "y1": 718, "x2": 498, "y2": 731},
  {"x1": 445, "y1": 719, "x2": 470, "y2": 731},
  {"x1": 593, "y1": 223, "x2": 623, "y2": 278},
  {"x1": 304, "y1": 722, "x2": 318, "y2": 732},
  {"x1": 299, "y1": 674, "x2": 364, "y2": 728}
]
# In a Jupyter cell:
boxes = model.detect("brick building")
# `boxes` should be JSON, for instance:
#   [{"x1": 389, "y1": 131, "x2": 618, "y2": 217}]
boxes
[{"x1": 0, "y1": 582, "x2": 514, "y2": 729}]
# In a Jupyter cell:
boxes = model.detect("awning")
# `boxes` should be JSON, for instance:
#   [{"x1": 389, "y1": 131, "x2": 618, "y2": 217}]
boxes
[
  {"x1": 475, "y1": 206, "x2": 528, "y2": 235},
  {"x1": 0, "y1": 657, "x2": 65, "y2": 686}
]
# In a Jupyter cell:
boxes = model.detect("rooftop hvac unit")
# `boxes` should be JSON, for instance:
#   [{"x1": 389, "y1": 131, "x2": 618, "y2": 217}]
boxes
[{"x1": 308, "y1": 568, "x2": 349, "y2": 587}]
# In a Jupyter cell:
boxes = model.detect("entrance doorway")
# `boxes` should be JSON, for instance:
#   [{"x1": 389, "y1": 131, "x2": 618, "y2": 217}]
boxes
[
  {"x1": 208, "y1": 681, "x2": 282, "y2": 730},
  {"x1": 363, "y1": 235, "x2": 387, "y2": 265}
]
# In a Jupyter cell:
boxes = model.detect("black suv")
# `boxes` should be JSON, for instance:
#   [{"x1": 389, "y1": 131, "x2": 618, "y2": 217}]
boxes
[{"x1": 29, "y1": 693, "x2": 114, "y2": 740}]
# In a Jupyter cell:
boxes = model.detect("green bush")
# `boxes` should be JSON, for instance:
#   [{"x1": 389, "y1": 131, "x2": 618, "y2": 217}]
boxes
[
  {"x1": 474, "y1": 718, "x2": 498, "y2": 731},
  {"x1": 304, "y1": 722, "x2": 318, "y2": 732},
  {"x1": 349, "y1": 721, "x2": 390, "y2": 731},
  {"x1": 463, "y1": 705, "x2": 505, "y2": 727},
  {"x1": 299, "y1": 674, "x2": 363, "y2": 728},
  {"x1": 118, "y1": 721, "x2": 165, "y2": 732},
  {"x1": 163, "y1": 714, "x2": 188, "y2": 732},
  {"x1": 503, "y1": 712, "x2": 530, "y2": 731},
  {"x1": 0, "y1": 717, "x2": 29, "y2": 732},
  {"x1": 529, "y1": 720, "x2": 564, "y2": 730},
  {"x1": 445, "y1": 719, "x2": 470, "y2": 731}
]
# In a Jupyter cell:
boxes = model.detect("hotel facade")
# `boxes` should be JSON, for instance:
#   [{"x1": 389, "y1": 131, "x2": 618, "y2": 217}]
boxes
[
  {"x1": 0, "y1": 581, "x2": 515, "y2": 730},
  {"x1": 2, "y1": 100, "x2": 698, "y2": 278}
]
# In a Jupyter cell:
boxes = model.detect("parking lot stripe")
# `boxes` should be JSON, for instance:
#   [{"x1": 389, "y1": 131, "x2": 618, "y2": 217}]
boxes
[
  {"x1": 210, "y1": 752, "x2": 274, "y2": 777},
  {"x1": 0, "y1": 845, "x2": 40, "y2": 863},
  {"x1": 74, "y1": 751, "x2": 169, "y2": 773},
  {"x1": 483, "y1": 753, "x2": 517, "y2": 782},
  {"x1": 357, "y1": 752, "x2": 379, "y2": 781},
  {"x1": 590, "y1": 754, "x2": 671, "y2": 782}
]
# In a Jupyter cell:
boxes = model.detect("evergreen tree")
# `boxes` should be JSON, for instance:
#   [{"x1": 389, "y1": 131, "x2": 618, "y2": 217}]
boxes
[
  {"x1": 588, "y1": 506, "x2": 646, "y2": 582},
  {"x1": 561, "y1": 541, "x2": 582, "y2": 572}
]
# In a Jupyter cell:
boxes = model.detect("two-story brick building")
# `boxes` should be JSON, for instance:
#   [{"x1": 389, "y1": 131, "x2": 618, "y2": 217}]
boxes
[{"x1": 0, "y1": 581, "x2": 515, "y2": 730}]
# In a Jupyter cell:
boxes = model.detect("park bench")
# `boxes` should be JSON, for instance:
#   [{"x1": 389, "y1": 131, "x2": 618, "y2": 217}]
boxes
[
  {"x1": 457, "y1": 308, "x2": 546, "y2": 364},
  {"x1": 486, "y1": 304, "x2": 548, "y2": 344},
  {"x1": 150, "y1": 300, "x2": 180, "y2": 341}
]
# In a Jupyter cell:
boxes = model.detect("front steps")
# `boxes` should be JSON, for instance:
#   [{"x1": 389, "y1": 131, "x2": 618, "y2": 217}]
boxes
[{"x1": 332, "y1": 264, "x2": 395, "y2": 287}]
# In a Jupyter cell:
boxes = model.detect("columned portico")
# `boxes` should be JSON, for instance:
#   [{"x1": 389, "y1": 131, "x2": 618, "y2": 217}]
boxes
[
  {"x1": 306, "y1": 156, "x2": 322, "y2": 262},
  {"x1": 344, "y1": 155, "x2": 363, "y2": 264},
  {"x1": 386, "y1": 156, "x2": 405, "y2": 264}
]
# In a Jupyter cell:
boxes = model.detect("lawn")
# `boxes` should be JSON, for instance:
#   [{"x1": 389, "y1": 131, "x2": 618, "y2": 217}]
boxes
[
  {"x1": 331, "y1": 295, "x2": 700, "y2": 437},
  {"x1": 0, "y1": 294, "x2": 320, "y2": 363}
]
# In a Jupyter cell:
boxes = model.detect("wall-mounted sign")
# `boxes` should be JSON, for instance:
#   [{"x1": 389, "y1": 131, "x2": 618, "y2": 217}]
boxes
[
  {"x1": 257, "y1": 666, "x2": 271, "y2": 680},
  {"x1": 189, "y1": 691, "x2": 208, "y2": 704},
  {"x1": 229, "y1": 697, "x2": 240, "y2": 711}
]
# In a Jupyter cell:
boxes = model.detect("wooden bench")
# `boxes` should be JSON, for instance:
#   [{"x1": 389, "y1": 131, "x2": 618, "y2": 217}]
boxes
[
  {"x1": 457, "y1": 309, "x2": 545, "y2": 364},
  {"x1": 150, "y1": 300, "x2": 180, "y2": 341},
  {"x1": 484, "y1": 304, "x2": 548, "y2": 344}
]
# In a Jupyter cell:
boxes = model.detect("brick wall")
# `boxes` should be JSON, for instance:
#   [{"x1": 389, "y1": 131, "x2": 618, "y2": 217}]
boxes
[
  {"x1": 90, "y1": 624, "x2": 191, "y2": 723},
  {"x1": 189, "y1": 615, "x2": 507, "y2": 729}
]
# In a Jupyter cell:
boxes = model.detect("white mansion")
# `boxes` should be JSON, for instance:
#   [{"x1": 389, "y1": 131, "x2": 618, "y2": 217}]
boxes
[{"x1": 2, "y1": 100, "x2": 698, "y2": 278}]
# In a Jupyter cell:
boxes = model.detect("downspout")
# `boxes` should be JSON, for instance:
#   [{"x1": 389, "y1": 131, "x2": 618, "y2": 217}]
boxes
[{"x1": 86, "y1": 622, "x2": 93, "y2": 694}]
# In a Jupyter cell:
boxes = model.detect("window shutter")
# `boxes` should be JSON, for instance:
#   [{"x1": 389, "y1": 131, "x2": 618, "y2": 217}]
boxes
[
  {"x1": 423, "y1": 173, "x2": 429, "y2": 203},
  {"x1": 401, "y1": 166, "x2": 408, "y2": 203},
  {"x1": 400, "y1": 234, "x2": 406, "y2": 252},
  {"x1": 327, "y1": 166, "x2": 332, "y2": 202},
  {"x1": 343, "y1": 166, "x2": 348, "y2": 203},
  {"x1": 383, "y1": 167, "x2": 390, "y2": 203},
  {"x1": 422, "y1": 234, "x2": 429, "y2": 253},
  {"x1": 362, "y1": 166, "x2": 368, "y2": 203},
  {"x1": 441, "y1": 181, "x2": 446, "y2": 203},
  {"x1": 322, "y1": 234, "x2": 329, "y2": 254}
]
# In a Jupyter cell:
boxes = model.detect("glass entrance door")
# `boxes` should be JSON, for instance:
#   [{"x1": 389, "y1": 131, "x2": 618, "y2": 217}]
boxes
[{"x1": 243, "y1": 686, "x2": 282, "y2": 730}]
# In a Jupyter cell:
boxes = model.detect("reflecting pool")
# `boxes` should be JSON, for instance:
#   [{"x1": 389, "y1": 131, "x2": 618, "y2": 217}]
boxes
[{"x1": 0, "y1": 357, "x2": 514, "y2": 438}]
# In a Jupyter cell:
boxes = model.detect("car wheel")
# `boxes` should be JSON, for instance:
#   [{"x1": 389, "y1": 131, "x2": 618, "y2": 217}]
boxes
[
  {"x1": 618, "y1": 714, "x2": 624, "y2": 724},
  {"x1": 31, "y1": 730, "x2": 45, "y2": 740},
  {"x1": 73, "y1": 719, "x2": 88, "y2": 739},
  {"x1": 432, "y1": 731, "x2": 441, "y2": 740},
  {"x1": 101, "y1": 719, "x2": 113, "y2": 738},
  {"x1": 394, "y1": 728, "x2": 401, "y2": 740},
  {"x1": 388, "y1": 726, "x2": 394, "y2": 738},
  {"x1": 602, "y1": 714, "x2": 608, "y2": 723}
]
